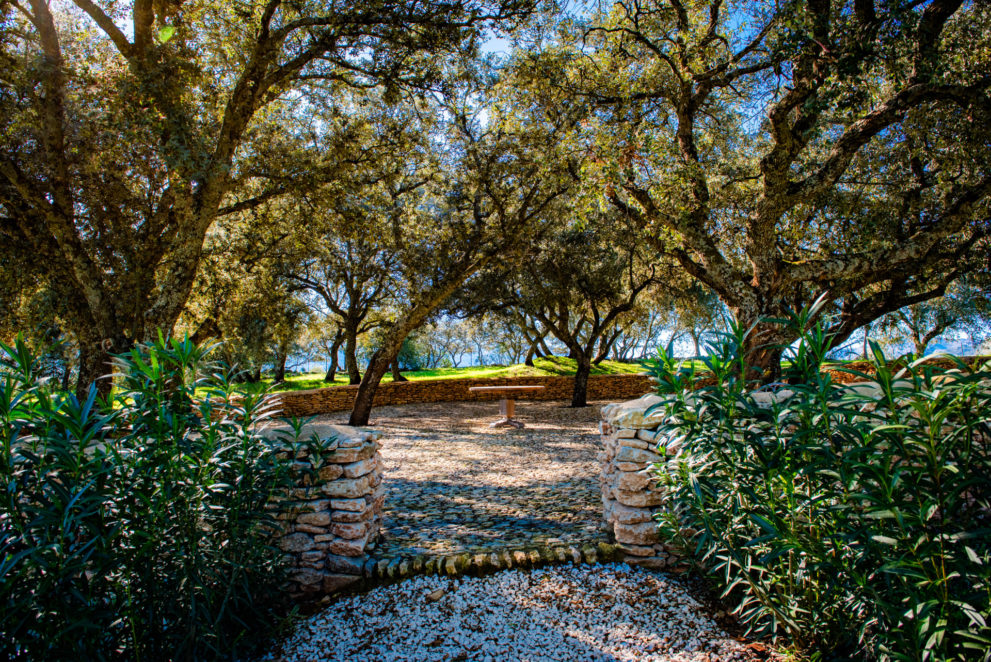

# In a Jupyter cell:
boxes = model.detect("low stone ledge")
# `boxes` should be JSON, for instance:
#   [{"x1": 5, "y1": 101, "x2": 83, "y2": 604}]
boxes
[{"x1": 600, "y1": 394, "x2": 668, "y2": 431}]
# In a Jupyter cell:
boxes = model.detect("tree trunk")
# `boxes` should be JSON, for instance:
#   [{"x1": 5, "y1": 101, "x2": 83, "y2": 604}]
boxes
[
  {"x1": 348, "y1": 264, "x2": 489, "y2": 426},
  {"x1": 524, "y1": 342, "x2": 536, "y2": 366},
  {"x1": 189, "y1": 317, "x2": 221, "y2": 345},
  {"x1": 76, "y1": 342, "x2": 112, "y2": 401},
  {"x1": 250, "y1": 366, "x2": 262, "y2": 382},
  {"x1": 272, "y1": 341, "x2": 289, "y2": 384},
  {"x1": 60, "y1": 357, "x2": 72, "y2": 392},
  {"x1": 324, "y1": 333, "x2": 344, "y2": 382},
  {"x1": 744, "y1": 343, "x2": 784, "y2": 384},
  {"x1": 571, "y1": 353, "x2": 592, "y2": 407},
  {"x1": 593, "y1": 332, "x2": 618, "y2": 365},
  {"x1": 691, "y1": 331, "x2": 702, "y2": 357},
  {"x1": 391, "y1": 357, "x2": 408, "y2": 382},
  {"x1": 74, "y1": 331, "x2": 130, "y2": 401},
  {"x1": 739, "y1": 319, "x2": 794, "y2": 384},
  {"x1": 344, "y1": 325, "x2": 361, "y2": 385},
  {"x1": 350, "y1": 349, "x2": 392, "y2": 425},
  {"x1": 916, "y1": 322, "x2": 951, "y2": 358}
]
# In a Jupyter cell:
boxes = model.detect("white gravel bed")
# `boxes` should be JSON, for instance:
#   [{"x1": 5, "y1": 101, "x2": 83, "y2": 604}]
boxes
[{"x1": 264, "y1": 563, "x2": 752, "y2": 661}]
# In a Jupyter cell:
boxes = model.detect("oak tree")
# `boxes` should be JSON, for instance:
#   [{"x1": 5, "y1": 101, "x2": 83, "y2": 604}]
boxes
[
  {"x1": 552, "y1": 0, "x2": 991, "y2": 380},
  {"x1": 0, "y1": 0, "x2": 535, "y2": 395}
]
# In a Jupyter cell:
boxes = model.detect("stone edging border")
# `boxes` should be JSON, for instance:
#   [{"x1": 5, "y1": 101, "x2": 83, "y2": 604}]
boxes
[{"x1": 305, "y1": 541, "x2": 629, "y2": 606}]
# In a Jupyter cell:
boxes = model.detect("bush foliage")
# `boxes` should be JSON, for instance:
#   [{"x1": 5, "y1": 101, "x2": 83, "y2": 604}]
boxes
[
  {"x1": 0, "y1": 336, "x2": 293, "y2": 660},
  {"x1": 648, "y1": 314, "x2": 991, "y2": 660}
]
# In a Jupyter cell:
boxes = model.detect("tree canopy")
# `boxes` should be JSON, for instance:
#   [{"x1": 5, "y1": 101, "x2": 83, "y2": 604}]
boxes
[
  {"x1": 547, "y1": 0, "x2": 991, "y2": 378},
  {"x1": 2, "y1": 0, "x2": 990, "y2": 416},
  {"x1": 0, "y1": 0, "x2": 536, "y2": 394}
]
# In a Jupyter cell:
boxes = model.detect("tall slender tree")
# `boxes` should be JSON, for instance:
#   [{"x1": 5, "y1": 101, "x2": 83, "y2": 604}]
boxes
[{"x1": 347, "y1": 74, "x2": 578, "y2": 424}]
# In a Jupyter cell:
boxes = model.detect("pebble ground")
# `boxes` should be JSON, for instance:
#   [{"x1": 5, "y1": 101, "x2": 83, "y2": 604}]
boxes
[
  {"x1": 312, "y1": 400, "x2": 612, "y2": 558},
  {"x1": 265, "y1": 563, "x2": 759, "y2": 661}
]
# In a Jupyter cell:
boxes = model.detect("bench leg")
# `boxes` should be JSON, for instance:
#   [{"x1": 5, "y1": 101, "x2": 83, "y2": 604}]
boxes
[{"x1": 490, "y1": 398, "x2": 524, "y2": 429}]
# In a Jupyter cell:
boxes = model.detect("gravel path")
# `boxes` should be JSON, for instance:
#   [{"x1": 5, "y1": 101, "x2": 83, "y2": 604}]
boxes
[
  {"x1": 266, "y1": 563, "x2": 754, "y2": 661},
  {"x1": 310, "y1": 400, "x2": 611, "y2": 558},
  {"x1": 266, "y1": 402, "x2": 767, "y2": 661}
]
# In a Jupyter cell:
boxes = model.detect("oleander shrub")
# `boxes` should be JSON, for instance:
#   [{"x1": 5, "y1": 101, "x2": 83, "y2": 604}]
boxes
[
  {"x1": 0, "y1": 336, "x2": 294, "y2": 660},
  {"x1": 648, "y1": 314, "x2": 991, "y2": 661}
]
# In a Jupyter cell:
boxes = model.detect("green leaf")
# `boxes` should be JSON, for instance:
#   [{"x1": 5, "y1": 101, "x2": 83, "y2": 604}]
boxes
[
  {"x1": 871, "y1": 535, "x2": 899, "y2": 545},
  {"x1": 157, "y1": 26, "x2": 176, "y2": 44}
]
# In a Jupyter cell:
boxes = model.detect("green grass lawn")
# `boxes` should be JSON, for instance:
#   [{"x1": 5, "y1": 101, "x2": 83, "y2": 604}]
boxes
[{"x1": 257, "y1": 356, "x2": 648, "y2": 393}]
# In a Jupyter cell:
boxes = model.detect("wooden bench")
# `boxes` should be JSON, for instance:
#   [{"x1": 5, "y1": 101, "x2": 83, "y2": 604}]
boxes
[{"x1": 468, "y1": 385, "x2": 546, "y2": 429}]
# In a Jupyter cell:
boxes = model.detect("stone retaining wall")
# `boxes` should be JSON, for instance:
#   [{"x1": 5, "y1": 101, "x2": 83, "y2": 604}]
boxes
[
  {"x1": 271, "y1": 374, "x2": 653, "y2": 416},
  {"x1": 267, "y1": 424, "x2": 384, "y2": 601}
]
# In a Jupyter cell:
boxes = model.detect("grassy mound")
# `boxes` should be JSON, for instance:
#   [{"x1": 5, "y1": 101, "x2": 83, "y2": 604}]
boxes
[{"x1": 261, "y1": 356, "x2": 647, "y2": 392}]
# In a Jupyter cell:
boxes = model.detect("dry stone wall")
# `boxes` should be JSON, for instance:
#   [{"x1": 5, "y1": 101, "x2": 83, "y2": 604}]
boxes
[
  {"x1": 271, "y1": 374, "x2": 653, "y2": 416},
  {"x1": 598, "y1": 395, "x2": 683, "y2": 570},
  {"x1": 267, "y1": 424, "x2": 384, "y2": 601}
]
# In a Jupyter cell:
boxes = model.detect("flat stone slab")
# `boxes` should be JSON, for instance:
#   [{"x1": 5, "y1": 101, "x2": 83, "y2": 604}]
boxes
[
  {"x1": 258, "y1": 421, "x2": 381, "y2": 447},
  {"x1": 307, "y1": 401, "x2": 612, "y2": 559},
  {"x1": 600, "y1": 394, "x2": 669, "y2": 429}
]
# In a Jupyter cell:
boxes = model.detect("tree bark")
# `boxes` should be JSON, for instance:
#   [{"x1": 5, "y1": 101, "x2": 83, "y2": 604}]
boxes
[
  {"x1": 272, "y1": 340, "x2": 289, "y2": 384},
  {"x1": 350, "y1": 349, "x2": 392, "y2": 425},
  {"x1": 349, "y1": 266, "x2": 487, "y2": 426},
  {"x1": 691, "y1": 331, "x2": 702, "y2": 358},
  {"x1": 60, "y1": 352, "x2": 72, "y2": 392},
  {"x1": 739, "y1": 320, "x2": 793, "y2": 384},
  {"x1": 74, "y1": 330, "x2": 130, "y2": 401},
  {"x1": 344, "y1": 325, "x2": 361, "y2": 385},
  {"x1": 571, "y1": 354, "x2": 592, "y2": 407},
  {"x1": 391, "y1": 357, "x2": 408, "y2": 382},
  {"x1": 743, "y1": 343, "x2": 785, "y2": 384},
  {"x1": 189, "y1": 317, "x2": 221, "y2": 345},
  {"x1": 76, "y1": 341, "x2": 112, "y2": 401},
  {"x1": 524, "y1": 342, "x2": 536, "y2": 366},
  {"x1": 324, "y1": 333, "x2": 344, "y2": 382},
  {"x1": 593, "y1": 330, "x2": 620, "y2": 364}
]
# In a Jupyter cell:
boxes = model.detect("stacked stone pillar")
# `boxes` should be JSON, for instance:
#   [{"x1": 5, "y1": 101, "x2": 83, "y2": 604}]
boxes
[
  {"x1": 267, "y1": 423, "x2": 384, "y2": 600},
  {"x1": 599, "y1": 394, "x2": 681, "y2": 570}
]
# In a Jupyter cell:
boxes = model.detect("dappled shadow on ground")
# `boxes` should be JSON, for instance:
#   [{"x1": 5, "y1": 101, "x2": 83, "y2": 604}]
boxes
[
  {"x1": 313, "y1": 400, "x2": 612, "y2": 557},
  {"x1": 379, "y1": 476, "x2": 602, "y2": 555}
]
